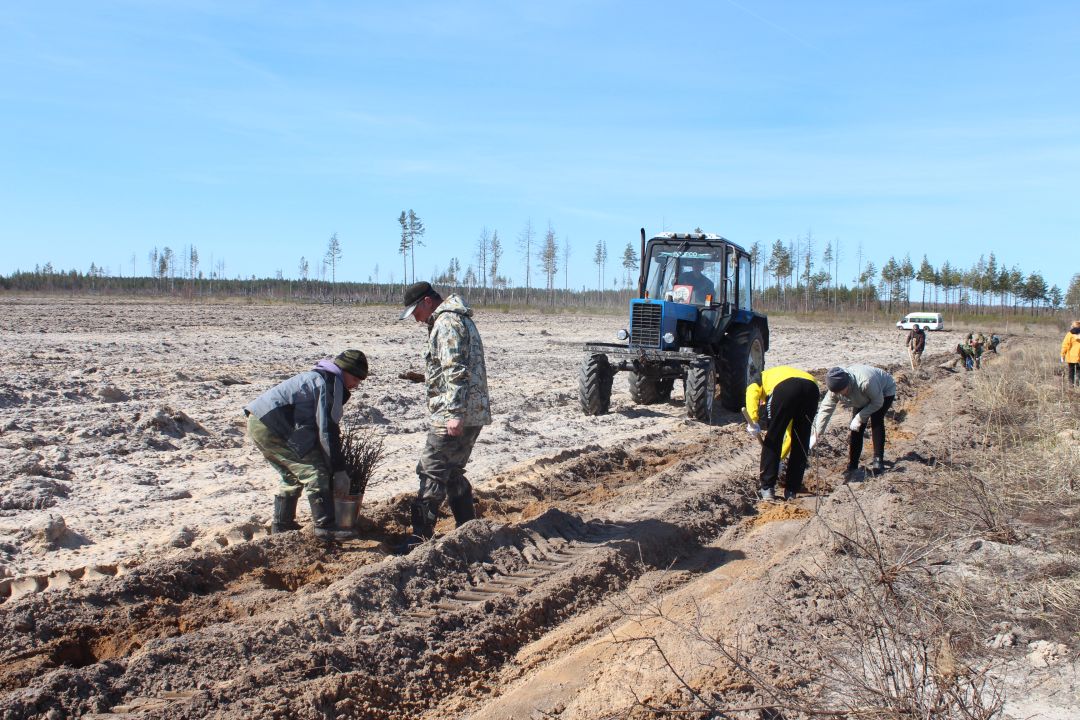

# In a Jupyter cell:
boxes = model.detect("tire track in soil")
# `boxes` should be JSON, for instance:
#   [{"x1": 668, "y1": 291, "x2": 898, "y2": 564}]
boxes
[{"x1": 0, "y1": 425, "x2": 763, "y2": 720}]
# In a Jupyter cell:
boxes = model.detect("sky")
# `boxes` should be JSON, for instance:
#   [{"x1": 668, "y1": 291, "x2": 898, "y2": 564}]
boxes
[{"x1": 2, "y1": 1, "x2": 1078, "y2": 293}]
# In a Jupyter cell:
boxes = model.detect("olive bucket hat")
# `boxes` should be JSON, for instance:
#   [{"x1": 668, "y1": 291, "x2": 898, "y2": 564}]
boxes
[{"x1": 333, "y1": 349, "x2": 368, "y2": 379}]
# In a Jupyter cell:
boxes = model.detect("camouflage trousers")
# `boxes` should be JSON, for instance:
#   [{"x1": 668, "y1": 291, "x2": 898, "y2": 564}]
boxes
[
  {"x1": 416, "y1": 426, "x2": 483, "y2": 506},
  {"x1": 246, "y1": 414, "x2": 330, "y2": 498}
]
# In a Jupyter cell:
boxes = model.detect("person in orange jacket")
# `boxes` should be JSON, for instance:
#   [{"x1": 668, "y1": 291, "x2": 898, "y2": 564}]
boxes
[
  {"x1": 745, "y1": 366, "x2": 820, "y2": 501},
  {"x1": 1062, "y1": 320, "x2": 1080, "y2": 387}
]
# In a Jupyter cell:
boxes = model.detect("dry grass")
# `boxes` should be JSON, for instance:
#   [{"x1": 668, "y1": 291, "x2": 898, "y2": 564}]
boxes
[
  {"x1": 932, "y1": 346, "x2": 1080, "y2": 633},
  {"x1": 801, "y1": 495, "x2": 1006, "y2": 720},
  {"x1": 604, "y1": 343, "x2": 1080, "y2": 718},
  {"x1": 914, "y1": 343, "x2": 1080, "y2": 647},
  {"x1": 601, "y1": 499, "x2": 1007, "y2": 719}
]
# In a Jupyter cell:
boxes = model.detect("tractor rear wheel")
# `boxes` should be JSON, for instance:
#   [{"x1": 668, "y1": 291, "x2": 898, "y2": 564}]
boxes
[
  {"x1": 579, "y1": 354, "x2": 613, "y2": 415},
  {"x1": 684, "y1": 358, "x2": 715, "y2": 422},
  {"x1": 719, "y1": 325, "x2": 765, "y2": 412},
  {"x1": 628, "y1": 371, "x2": 660, "y2": 404}
]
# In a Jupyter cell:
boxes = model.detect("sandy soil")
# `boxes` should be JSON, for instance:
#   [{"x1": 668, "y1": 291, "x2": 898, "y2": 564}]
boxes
[
  {"x1": 2, "y1": 296, "x2": 1073, "y2": 720},
  {"x1": 0, "y1": 297, "x2": 966, "y2": 581}
]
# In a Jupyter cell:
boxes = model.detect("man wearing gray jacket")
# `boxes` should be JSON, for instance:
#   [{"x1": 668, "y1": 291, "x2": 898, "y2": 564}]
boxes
[
  {"x1": 810, "y1": 365, "x2": 896, "y2": 481},
  {"x1": 245, "y1": 350, "x2": 368, "y2": 540}
]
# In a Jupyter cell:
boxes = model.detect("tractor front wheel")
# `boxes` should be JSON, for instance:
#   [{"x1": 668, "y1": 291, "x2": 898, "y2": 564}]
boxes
[
  {"x1": 628, "y1": 371, "x2": 661, "y2": 405},
  {"x1": 684, "y1": 359, "x2": 715, "y2": 422},
  {"x1": 579, "y1": 354, "x2": 614, "y2": 415}
]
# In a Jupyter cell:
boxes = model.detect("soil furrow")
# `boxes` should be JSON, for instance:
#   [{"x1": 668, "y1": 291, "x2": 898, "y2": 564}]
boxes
[{"x1": 1, "y1": 428, "x2": 759, "y2": 719}]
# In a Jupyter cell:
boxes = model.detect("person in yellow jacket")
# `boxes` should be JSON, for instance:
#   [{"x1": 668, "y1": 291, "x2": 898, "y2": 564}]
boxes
[
  {"x1": 1062, "y1": 320, "x2": 1080, "y2": 387},
  {"x1": 745, "y1": 366, "x2": 821, "y2": 501}
]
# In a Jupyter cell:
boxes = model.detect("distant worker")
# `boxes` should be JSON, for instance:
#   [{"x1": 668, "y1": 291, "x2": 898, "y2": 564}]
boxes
[
  {"x1": 988, "y1": 334, "x2": 1001, "y2": 353},
  {"x1": 810, "y1": 365, "x2": 897, "y2": 481},
  {"x1": 1062, "y1": 320, "x2": 1080, "y2": 388},
  {"x1": 948, "y1": 342, "x2": 977, "y2": 371},
  {"x1": 677, "y1": 257, "x2": 716, "y2": 304},
  {"x1": 401, "y1": 281, "x2": 492, "y2": 548},
  {"x1": 906, "y1": 324, "x2": 927, "y2": 367},
  {"x1": 244, "y1": 350, "x2": 368, "y2": 540},
  {"x1": 972, "y1": 332, "x2": 987, "y2": 368},
  {"x1": 745, "y1": 366, "x2": 820, "y2": 501}
]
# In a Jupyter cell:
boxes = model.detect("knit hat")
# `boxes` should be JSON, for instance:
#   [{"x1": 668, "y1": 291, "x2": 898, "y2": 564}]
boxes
[
  {"x1": 333, "y1": 349, "x2": 368, "y2": 379},
  {"x1": 825, "y1": 367, "x2": 850, "y2": 392},
  {"x1": 400, "y1": 281, "x2": 438, "y2": 320}
]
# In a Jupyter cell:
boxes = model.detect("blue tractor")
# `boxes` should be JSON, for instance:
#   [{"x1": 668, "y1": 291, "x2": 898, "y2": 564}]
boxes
[{"x1": 578, "y1": 230, "x2": 769, "y2": 422}]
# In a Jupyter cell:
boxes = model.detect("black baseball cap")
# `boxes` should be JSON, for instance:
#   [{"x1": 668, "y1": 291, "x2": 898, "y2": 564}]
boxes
[{"x1": 400, "y1": 281, "x2": 437, "y2": 320}]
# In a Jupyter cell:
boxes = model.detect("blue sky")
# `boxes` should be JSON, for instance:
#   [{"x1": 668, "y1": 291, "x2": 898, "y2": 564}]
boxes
[{"x1": 2, "y1": 1, "x2": 1078, "y2": 292}]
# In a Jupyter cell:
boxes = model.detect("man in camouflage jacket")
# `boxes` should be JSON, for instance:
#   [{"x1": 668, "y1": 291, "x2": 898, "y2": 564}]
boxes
[{"x1": 401, "y1": 282, "x2": 492, "y2": 544}]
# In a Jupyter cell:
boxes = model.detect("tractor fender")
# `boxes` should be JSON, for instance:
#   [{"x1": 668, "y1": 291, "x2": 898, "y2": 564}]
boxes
[{"x1": 729, "y1": 309, "x2": 770, "y2": 353}]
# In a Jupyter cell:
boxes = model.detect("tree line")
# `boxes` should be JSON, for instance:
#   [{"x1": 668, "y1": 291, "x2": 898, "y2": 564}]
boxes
[
  {"x1": 748, "y1": 233, "x2": 1069, "y2": 316},
  {"x1": 4, "y1": 214, "x2": 1077, "y2": 317}
]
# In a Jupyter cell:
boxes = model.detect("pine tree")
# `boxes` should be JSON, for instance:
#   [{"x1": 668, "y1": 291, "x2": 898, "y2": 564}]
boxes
[
  {"x1": 916, "y1": 255, "x2": 935, "y2": 309},
  {"x1": 621, "y1": 242, "x2": 638, "y2": 289},
  {"x1": 562, "y1": 235, "x2": 571, "y2": 292},
  {"x1": 749, "y1": 242, "x2": 761, "y2": 301},
  {"x1": 476, "y1": 228, "x2": 489, "y2": 292},
  {"x1": 518, "y1": 219, "x2": 534, "y2": 305},
  {"x1": 397, "y1": 211, "x2": 409, "y2": 284},
  {"x1": 189, "y1": 246, "x2": 199, "y2": 285},
  {"x1": 540, "y1": 222, "x2": 558, "y2": 303},
  {"x1": 407, "y1": 210, "x2": 425, "y2": 285},
  {"x1": 822, "y1": 241, "x2": 833, "y2": 308},
  {"x1": 325, "y1": 232, "x2": 342, "y2": 303},
  {"x1": 489, "y1": 230, "x2": 502, "y2": 294},
  {"x1": 900, "y1": 254, "x2": 914, "y2": 310},
  {"x1": 1066, "y1": 274, "x2": 1080, "y2": 312},
  {"x1": 1021, "y1": 272, "x2": 1048, "y2": 315}
]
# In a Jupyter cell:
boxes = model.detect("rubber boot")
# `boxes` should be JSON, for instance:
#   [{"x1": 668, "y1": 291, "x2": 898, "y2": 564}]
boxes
[
  {"x1": 448, "y1": 494, "x2": 476, "y2": 527},
  {"x1": 410, "y1": 501, "x2": 437, "y2": 540},
  {"x1": 309, "y1": 492, "x2": 353, "y2": 541},
  {"x1": 271, "y1": 494, "x2": 301, "y2": 534},
  {"x1": 396, "y1": 501, "x2": 437, "y2": 555}
]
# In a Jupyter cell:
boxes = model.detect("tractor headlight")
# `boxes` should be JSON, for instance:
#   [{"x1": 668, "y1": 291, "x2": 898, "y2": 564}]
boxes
[
  {"x1": 616, "y1": 329, "x2": 629, "y2": 341},
  {"x1": 662, "y1": 332, "x2": 675, "y2": 344}
]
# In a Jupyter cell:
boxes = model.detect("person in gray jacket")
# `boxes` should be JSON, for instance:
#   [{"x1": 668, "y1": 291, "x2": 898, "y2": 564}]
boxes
[
  {"x1": 244, "y1": 350, "x2": 368, "y2": 539},
  {"x1": 809, "y1": 365, "x2": 897, "y2": 481}
]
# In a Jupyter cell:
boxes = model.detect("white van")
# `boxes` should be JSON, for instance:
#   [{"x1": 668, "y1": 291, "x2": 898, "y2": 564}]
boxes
[{"x1": 896, "y1": 312, "x2": 944, "y2": 331}]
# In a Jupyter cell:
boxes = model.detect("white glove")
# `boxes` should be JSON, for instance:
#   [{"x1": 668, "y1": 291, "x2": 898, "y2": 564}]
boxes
[
  {"x1": 808, "y1": 429, "x2": 818, "y2": 451},
  {"x1": 746, "y1": 422, "x2": 761, "y2": 436},
  {"x1": 849, "y1": 416, "x2": 864, "y2": 432}
]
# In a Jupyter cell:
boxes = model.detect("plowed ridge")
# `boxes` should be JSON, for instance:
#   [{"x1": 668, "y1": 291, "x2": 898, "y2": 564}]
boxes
[{"x1": 1, "y1": 424, "x2": 763, "y2": 720}]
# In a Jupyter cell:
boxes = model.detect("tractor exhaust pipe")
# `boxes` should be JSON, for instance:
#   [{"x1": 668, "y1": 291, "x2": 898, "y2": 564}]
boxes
[{"x1": 637, "y1": 227, "x2": 646, "y2": 298}]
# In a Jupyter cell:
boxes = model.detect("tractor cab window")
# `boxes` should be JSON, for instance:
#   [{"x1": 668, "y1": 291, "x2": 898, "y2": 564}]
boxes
[
  {"x1": 645, "y1": 244, "x2": 724, "y2": 305},
  {"x1": 738, "y1": 254, "x2": 752, "y2": 309},
  {"x1": 725, "y1": 251, "x2": 738, "y2": 305}
]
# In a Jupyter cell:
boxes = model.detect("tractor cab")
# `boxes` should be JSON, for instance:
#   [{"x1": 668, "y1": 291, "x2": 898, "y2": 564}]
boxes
[
  {"x1": 580, "y1": 229, "x2": 768, "y2": 422},
  {"x1": 627, "y1": 233, "x2": 757, "y2": 354},
  {"x1": 644, "y1": 240, "x2": 724, "y2": 307}
]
